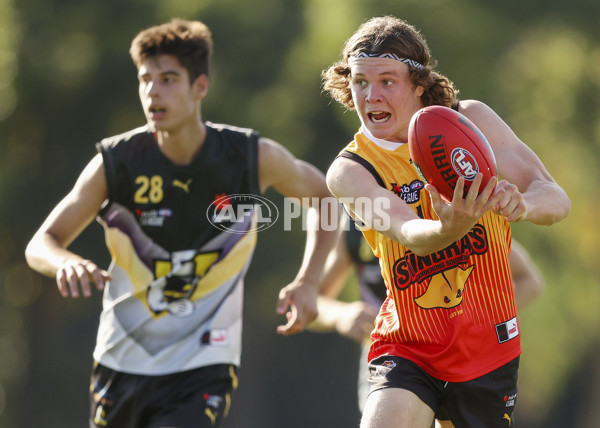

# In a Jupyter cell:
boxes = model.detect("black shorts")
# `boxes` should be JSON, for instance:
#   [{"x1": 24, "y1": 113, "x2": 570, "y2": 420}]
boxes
[
  {"x1": 367, "y1": 356, "x2": 519, "y2": 428},
  {"x1": 89, "y1": 362, "x2": 238, "y2": 428}
]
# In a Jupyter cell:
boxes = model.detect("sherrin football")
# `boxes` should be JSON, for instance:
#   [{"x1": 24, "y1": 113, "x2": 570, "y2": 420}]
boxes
[{"x1": 408, "y1": 105, "x2": 497, "y2": 202}]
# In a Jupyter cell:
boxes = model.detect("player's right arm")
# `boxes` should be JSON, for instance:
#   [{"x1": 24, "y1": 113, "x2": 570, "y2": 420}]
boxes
[
  {"x1": 326, "y1": 156, "x2": 503, "y2": 256},
  {"x1": 460, "y1": 100, "x2": 570, "y2": 225},
  {"x1": 25, "y1": 153, "x2": 111, "y2": 298}
]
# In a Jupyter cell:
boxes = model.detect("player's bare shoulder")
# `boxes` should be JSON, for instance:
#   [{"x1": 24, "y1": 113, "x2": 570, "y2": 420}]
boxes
[
  {"x1": 325, "y1": 155, "x2": 354, "y2": 198},
  {"x1": 257, "y1": 137, "x2": 301, "y2": 192}
]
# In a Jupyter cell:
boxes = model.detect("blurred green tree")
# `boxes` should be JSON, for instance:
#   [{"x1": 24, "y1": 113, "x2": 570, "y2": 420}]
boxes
[{"x1": 1, "y1": 0, "x2": 598, "y2": 427}]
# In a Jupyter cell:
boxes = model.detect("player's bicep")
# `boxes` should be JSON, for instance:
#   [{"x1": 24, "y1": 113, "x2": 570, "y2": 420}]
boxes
[
  {"x1": 495, "y1": 143, "x2": 556, "y2": 193},
  {"x1": 38, "y1": 154, "x2": 108, "y2": 248},
  {"x1": 258, "y1": 138, "x2": 329, "y2": 200},
  {"x1": 461, "y1": 100, "x2": 555, "y2": 191}
]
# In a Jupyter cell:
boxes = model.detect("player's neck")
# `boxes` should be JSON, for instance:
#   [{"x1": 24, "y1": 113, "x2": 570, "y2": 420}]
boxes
[{"x1": 154, "y1": 119, "x2": 207, "y2": 165}]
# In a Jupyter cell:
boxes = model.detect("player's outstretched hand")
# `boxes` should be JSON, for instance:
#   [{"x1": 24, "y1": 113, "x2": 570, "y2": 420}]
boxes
[
  {"x1": 56, "y1": 258, "x2": 111, "y2": 298},
  {"x1": 276, "y1": 280, "x2": 318, "y2": 336}
]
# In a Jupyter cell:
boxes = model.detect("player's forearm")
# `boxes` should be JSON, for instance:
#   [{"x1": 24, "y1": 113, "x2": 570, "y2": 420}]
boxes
[
  {"x1": 309, "y1": 296, "x2": 347, "y2": 332},
  {"x1": 25, "y1": 233, "x2": 82, "y2": 278},
  {"x1": 293, "y1": 207, "x2": 338, "y2": 287},
  {"x1": 393, "y1": 218, "x2": 468, "y2": 257}
]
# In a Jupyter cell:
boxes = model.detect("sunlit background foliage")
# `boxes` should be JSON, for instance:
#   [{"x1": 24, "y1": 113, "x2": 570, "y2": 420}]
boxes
[{"x1": 0, "y1": 0, "x2": 598, "y2": 427}]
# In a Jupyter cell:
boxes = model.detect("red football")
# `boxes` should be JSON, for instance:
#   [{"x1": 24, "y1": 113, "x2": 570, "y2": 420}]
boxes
[{"x1": 408, "y1": 105, "x2": 497, "y2": 202}]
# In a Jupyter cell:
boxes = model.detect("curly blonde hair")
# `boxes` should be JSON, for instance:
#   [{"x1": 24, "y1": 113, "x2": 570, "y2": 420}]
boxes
[{"x1": 322, "y1": 16, "x2": 458, "y2": 110}]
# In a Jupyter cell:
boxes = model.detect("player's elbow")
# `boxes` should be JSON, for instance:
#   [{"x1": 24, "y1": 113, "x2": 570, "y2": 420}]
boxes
[
  {"x1": 24, "y1": 237, "x2": 42, "y2": 272},
  {"x1": 555, "y1": 193, "x2": 571, "y2": 223},
  {"x1": 537, "y1": 191, "x2": 570, "y2": 226}
]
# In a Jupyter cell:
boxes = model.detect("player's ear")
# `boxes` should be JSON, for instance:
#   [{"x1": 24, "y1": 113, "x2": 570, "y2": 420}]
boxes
[
  {"x1": 415, "y1": 85, "x2": 425, "y2": 97},
  {"x1": 193, "y1": 74, "x2": 209, "y2": 99}
]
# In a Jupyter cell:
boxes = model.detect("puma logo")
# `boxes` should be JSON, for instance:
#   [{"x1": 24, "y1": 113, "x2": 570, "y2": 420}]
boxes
[
  {"x1": 503, "y1": 413, "x2": 512, "y2": 426},
  {"x1": 414, "y1": 265, "x2": 474, "y2": 309},
  {"x1": 93, "y1": 405, "x2": 108, "y2": 426},
  {"x1": 205, "y1": 408, "x2": 218, "y2": 426},
  {"x1": 173, "y1": 179, "x2": 192, "y2": 193}
]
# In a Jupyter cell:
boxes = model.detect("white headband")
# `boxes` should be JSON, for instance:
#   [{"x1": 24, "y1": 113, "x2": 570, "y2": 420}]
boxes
[{"x1": 349, "y1": 51, "x2": 425, "y2": 70}]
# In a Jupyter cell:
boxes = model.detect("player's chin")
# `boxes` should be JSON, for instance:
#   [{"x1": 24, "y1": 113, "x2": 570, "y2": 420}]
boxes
[
  {"x1": 150, "y1": 121, "x2": 169, "y2": 131},
  {"x1": 366, "y1": 117, "x2": 395, "y2": 137},
  {"x1": 146, "y1": 116, "x2": 170, "y2": 129}
]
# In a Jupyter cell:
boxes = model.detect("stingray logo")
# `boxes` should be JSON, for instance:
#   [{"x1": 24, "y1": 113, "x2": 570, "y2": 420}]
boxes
[
  {"x1": 414, "y1": 265, "x2": 474, "y2": 309},
  {"x1": 207, "y1": 194, "x2": 279, "y2": 234},
  {"x1": 451, "y1": 148, "x2": 479, "y2": 180}
]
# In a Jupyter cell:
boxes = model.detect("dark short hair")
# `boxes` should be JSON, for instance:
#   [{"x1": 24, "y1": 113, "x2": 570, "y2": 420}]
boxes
[{"x1": 129, "y1": 18, "x2": 213, "y2": 83}]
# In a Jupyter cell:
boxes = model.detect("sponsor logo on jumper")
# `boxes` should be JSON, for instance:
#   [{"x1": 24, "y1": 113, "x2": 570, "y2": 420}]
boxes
[
  {"x1": 503, "y1": 413, "x2": 512, "y2": 426},
  {"x1": 208, "y1": 329, "x2": 229, "y2": 346},
  {"x1": 203, "y1": 393, "x2": 223, "y2": 425},
  {"x1": 201, "y1": 329, "x2": 230, "y2": 347},
  {"x1": 495, "y1": 317, "x2": 519, "y2": 344},
  {"x1": 381, "y1": 360, "x2": 397, "y2": 369},
  {"x1": 390, "y1": 179, "x2": 424, "y2": 204},
  {"x1": 172, "y1": 178, "x2": 192, "y2": 193},
  {"x1": 370, "y1": 359, "x2": 397, "y2": 379},
  {"x1": 392, "y1": 224, "x2": 488, "y2": 289},
  {"x1": 504, "y1": 393, "x2": 517, "y2": 408},
  {"x1": 136, "y1": 208, "x2": 173, "y2": 227},
  {"x1": 204, "y1": 393, "x2": 224, "y2": 409}
]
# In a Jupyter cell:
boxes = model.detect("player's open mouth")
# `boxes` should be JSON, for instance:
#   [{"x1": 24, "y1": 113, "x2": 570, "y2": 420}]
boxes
[
  {"x1": 149, "y1": 106, "x2": 166, "y2": 119},
  {"x1": 368, "y1": 111, "x2": 391, "y2": 123}
]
